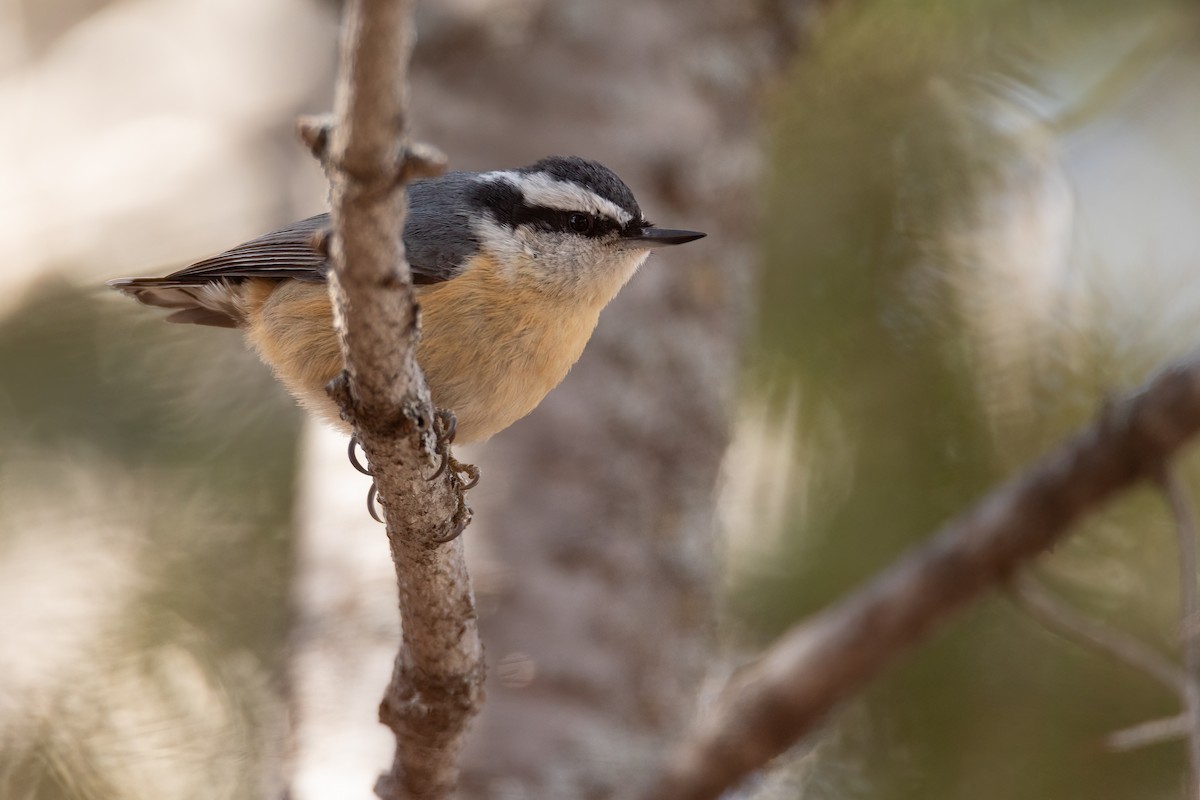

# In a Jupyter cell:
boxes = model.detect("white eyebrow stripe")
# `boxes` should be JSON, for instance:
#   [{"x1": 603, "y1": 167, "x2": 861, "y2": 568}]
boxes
[{"x1": 481, "y1": 170, "x2": 634, "y2": 226}]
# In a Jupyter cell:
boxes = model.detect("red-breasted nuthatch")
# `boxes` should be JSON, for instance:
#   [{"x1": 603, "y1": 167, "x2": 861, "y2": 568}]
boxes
[{"x1": 109, "y1": 156, "x2": 705, "y2": 443}]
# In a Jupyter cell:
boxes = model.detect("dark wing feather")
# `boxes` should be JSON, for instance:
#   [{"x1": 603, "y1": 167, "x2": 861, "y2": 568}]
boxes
[
  {"x1": 157, "y1": 214, "x2": 333, "y2": 284},
  {"x1": 108, "y1": 174, "x2": 483, "y2": 327},
  {"x1": 121, "y1": 172, "x2": 483, "y2": 290}
]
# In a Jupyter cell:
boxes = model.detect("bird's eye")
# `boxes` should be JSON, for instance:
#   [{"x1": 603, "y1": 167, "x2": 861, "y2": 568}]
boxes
[{"x1": 568, "y1": 213, "x2": 593, "y2": 234}]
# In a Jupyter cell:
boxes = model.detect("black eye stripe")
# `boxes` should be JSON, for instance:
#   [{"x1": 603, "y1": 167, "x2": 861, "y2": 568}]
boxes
[{"x1": 512, "y1": 203, "x2": 618, "y2": 238}]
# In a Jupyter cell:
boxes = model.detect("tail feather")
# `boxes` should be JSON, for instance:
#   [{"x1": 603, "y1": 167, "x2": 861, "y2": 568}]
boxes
[{"x1": 107, "y1": 278, "x2": 244, "y2": 328}]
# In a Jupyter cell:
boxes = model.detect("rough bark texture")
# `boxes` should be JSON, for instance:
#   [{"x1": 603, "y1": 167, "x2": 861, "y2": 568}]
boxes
[
  {"x1": 315, "y1": 1, "x2": 485, "y2": 797},
  {"x1": 643, "y1": 355, "x2": 1200, "y2": 800},
  {"x1": 289, "y1": 1, "x2": 815, "y2": 797},
  {"x1": 399, "y1": 2, "x2": 815, "y2": 796}
]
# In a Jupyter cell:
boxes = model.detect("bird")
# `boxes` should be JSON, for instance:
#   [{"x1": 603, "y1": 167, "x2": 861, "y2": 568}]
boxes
[{"x1": 109, "y1": 156, "x2": 706, "y2": 446}]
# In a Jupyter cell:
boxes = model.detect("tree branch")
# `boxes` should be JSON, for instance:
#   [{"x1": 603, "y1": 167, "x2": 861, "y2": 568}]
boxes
[
  {"x1": 303, "y1": 1, "x2": 485, "y2": 798},
  {"x1": 1163, "y1": 467, "x2": 1200, "y2": 798},
  {"x1": 644, "y1": 354, "x2": 1200, "y2": 800},
  {"x1": 1010, "y1": 574, "x2": 1186, "y2": 695},
  {"x1": 1106, "y1": 714, "x2": 1191, "y2": 752}
]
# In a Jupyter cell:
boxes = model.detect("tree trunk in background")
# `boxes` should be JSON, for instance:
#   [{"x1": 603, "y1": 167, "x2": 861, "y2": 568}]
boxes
[
  {"x1": 290, "y1": 1, "x2": 812, "y2": 797},
  {"x1": 413, "y1": 3, "x2": 810, "y2": 795}
]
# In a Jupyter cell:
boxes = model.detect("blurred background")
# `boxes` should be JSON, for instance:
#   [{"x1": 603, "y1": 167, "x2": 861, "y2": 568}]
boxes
[{"x1": 3, "y1": 0, "x2": 1200, "y2": 799}]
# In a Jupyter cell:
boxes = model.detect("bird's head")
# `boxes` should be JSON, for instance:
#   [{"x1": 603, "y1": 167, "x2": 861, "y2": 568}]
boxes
[{"x1": 466, "y1": 156, "x2": 705, "y2": 305}]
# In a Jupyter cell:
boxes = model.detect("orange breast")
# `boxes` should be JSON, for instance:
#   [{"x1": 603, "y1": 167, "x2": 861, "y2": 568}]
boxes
[
  {"x1": 416, "y1": 254, "x2": 603, "y2": 442},
  {"x1": 240, "y1": 279, "x2": 346, "y2": 429},
  {"x1": 238, "y1": 257, "x2": 604, "y2": 443}
]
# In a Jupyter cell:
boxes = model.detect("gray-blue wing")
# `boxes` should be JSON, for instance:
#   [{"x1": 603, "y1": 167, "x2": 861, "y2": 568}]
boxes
[{"x1": 108, "y1": 173, "x2": 481, "y2": 326}]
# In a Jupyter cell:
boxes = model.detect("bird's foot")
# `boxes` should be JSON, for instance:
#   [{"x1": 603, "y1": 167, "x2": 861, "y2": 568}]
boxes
[
  {"x1": 348, "y1": 434, "x2": 385, "y2": 523},
  {"x1": 427, "y1": 409, "x2": 480, "y2": 490},
  {"x1": 347, "y1": 411, "x2": 480, "y2": 540},
  {"x1": 428, "y1": 409, "x2": 478, "y2": 543}
]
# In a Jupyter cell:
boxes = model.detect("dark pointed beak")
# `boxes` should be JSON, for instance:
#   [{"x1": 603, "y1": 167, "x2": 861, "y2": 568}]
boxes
[{"x1": 621, "y1": 227, "x2": 706, "y2": 248}]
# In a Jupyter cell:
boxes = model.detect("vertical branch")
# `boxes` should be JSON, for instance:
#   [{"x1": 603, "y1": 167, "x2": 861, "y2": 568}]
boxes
[
  {"x1": 301, "y1": 1, "x2": 486, "y2": 798},
  {"x1": 1164, "y1": 468, "x2": 1200, "y2": 799}
]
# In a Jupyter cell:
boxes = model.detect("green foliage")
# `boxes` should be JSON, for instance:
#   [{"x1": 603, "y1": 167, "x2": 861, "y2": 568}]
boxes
[
  {"x1": 0, "y1": 279, "x2": 301, "y2": 800},
  {"x1": 735, "y1": 0, "x2": 1200, "y2": 797}
]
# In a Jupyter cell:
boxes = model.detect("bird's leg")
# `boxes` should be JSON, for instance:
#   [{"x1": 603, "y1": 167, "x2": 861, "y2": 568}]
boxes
[
  {"x1": 426, "y1": 409, "x2": 479, "y2": 543},
  {"x1": 347, "y1": 411, "x2": 479, "y2": 535},
  {"x1": 428, "y1": 409, "x2": 480, "y2": 491}
]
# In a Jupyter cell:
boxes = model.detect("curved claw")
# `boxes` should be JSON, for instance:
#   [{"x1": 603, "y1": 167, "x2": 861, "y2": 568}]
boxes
[
  {"x1": 459, "y1": 463, "x2": 481, "y2": 491},
  {"x1": 436, "y1": 409, "x2": 458, "y2": 445},
  {"x1": 366, "y1": 482, "x2": 384, "y2": 524},
  {"x1": 432, "y1": 500, "x2": 471, "y2": 543},
  {"x1": 426, "y1": 409, "x2": 458, "y2": 482},
  {"x1": 348, "y1": 435, "x2": 373, "y2": 476},
  {"x1": 427, "y1": 449, "x2": 449, "y2": 482}
]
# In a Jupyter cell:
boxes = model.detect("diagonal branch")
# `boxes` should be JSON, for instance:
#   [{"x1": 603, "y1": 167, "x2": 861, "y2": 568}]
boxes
[
  {"x1": 644, "y1": 354, "x2": 1200, "y2": 800},
  {"x1": 301, "y1": 1, "x2": 485, "y2": 798},
  {"x1": 1010, "y1": 573, "x2": 1186, "y2": 695}
]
